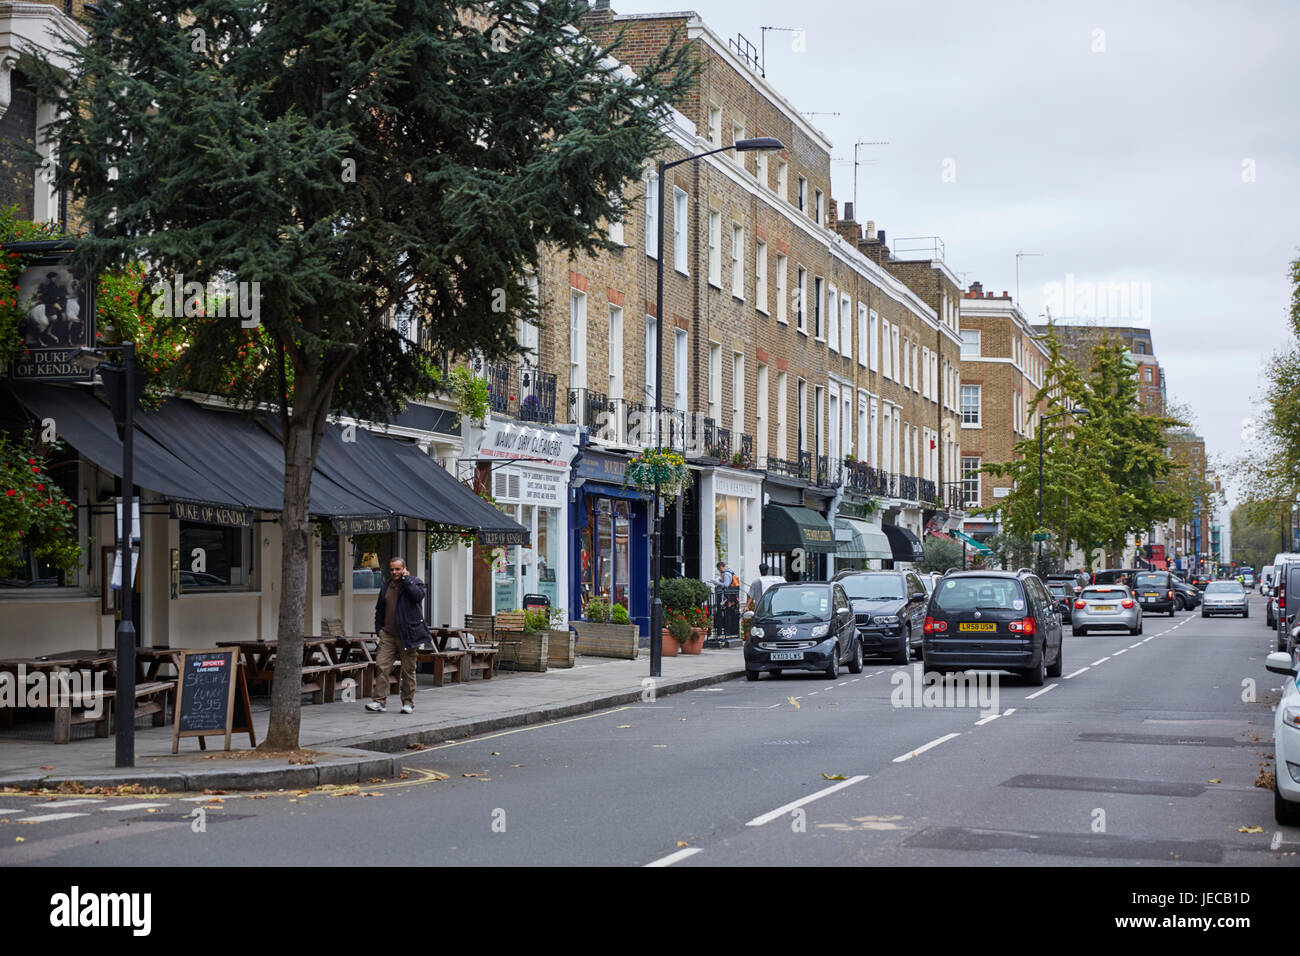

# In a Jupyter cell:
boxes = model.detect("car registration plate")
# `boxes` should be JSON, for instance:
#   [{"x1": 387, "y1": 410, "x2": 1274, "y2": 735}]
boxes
[
  {"x1": 770, "y1": 651, "x2": 804, "y2": 661},
  {"x1": 958, "y1": 623, "x2": 996, "y2": 631},
  {"x1": 1143, "y1": 592, "x2": 1158, "y2": 598},
  {"x1": 1094, "y1": 604, "x2": 1115, "y2": 611}
]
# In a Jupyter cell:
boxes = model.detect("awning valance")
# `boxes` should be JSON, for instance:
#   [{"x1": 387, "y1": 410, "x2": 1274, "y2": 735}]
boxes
[
  {"x1": 763, "y1": 504, "x2": 835, "y2": 554},
  {"x1": 835, "y1": 517, "x2": 893, "y2": 559},
  {"x1": 882, "y1": 522, "x2": 926, "y2": 563}
]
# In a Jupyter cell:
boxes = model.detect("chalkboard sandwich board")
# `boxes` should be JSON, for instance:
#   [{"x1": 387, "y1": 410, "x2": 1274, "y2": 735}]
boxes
[{"x1": 172, "y1": 649, "x2": 256, "y2": 752}]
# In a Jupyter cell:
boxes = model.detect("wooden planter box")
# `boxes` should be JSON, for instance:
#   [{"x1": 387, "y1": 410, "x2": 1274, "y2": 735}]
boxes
[
  {"x1": 571, "y1": 621, "x2": 640, "y2": 659},
  {"x1": 546, "y1": 629, "x2": 575, "y2": 668},
  {"x1": 500, "y1": 628, "x2": 548, "y2": 672}
]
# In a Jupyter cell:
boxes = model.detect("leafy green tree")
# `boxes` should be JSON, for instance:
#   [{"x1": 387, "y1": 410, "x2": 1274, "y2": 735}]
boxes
[
  {"x1": 32, "y1": 0, "x2": 695, "y2": 749},
  {"x1": 982, "y1": 323, "x2": 1185, "y2": 570},
  {"x1": 919, "y1": 536, "x2": 964, "y2": 572}
]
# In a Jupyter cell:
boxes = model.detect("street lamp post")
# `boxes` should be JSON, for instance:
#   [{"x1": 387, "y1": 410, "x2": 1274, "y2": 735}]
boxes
[
  {"x1": 1037, "y1": 405, "x2": 1089, "y2": 578},
  {"x1": 649, "y1": 137, "x2": 783, "y2": 678},
  {"x1": 72, "y1": 343, "x2": 141, "y2": 767}
]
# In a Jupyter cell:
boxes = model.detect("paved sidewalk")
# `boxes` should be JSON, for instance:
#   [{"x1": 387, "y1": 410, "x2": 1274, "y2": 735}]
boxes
[{"x1": 0, "y1": 649, "x2": 744, "y2": 792}]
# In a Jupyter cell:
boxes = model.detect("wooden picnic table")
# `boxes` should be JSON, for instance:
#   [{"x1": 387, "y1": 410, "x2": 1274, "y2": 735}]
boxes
[
  {"x1": 0, "y1": 649, "x2": 172, "y2": 743},
  {"x1": 217, "y1": 637, "x2": 341, "y2": 704}
]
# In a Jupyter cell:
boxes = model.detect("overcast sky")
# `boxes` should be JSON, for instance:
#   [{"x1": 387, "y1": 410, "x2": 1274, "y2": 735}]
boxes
[{"x1": 619, "y1": 0, "x2": 1300, "y2": 501}]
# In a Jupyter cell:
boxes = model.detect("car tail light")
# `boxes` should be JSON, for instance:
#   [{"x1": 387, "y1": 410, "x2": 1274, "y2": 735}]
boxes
[
  {"x1": 1008, "y1": 617, "x2": 1036, "y2": 634},
  {"x1": 924, "y1": 616, "x2": 947, "y2": 633},
  {"x1": 1167, "y1": 591, "x2": 1173, "y2": 600},
  {"x1": 1074, "y1": 600, "x2": 1086, "y2": 609},
  {"x1": 1121, "y1": 599, "x2": 1135, "y2": 609}
]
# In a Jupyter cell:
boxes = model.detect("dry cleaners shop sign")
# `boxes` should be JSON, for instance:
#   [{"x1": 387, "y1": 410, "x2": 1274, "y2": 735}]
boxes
[{"x1": 478, "y1": 419, "x2": 576, "y2": 469}]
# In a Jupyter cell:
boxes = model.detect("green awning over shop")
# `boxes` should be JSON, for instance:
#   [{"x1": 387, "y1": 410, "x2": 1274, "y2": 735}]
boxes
[
  {"x1": 952, "y1": 529, "x2": 993, "y2": 553},
  {"x1": 763, "y1": 504, "x2": 836, "y2": 554},
  {"x1": 835, "y1": 517, "x2": 893, "y2": 560}
]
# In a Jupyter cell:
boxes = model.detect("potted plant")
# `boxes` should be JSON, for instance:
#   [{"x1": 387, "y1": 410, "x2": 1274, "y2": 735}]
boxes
[
  {"x1": 525, "y1": 605, "x2": 574, "y2": 668},
  {"x1": 571, "y1": 596, "x2": 640, "y2": 659},
  {"x1": 661, "y1": 578, "x2": 710, "y2": 654},
  {"x1": 662, "y1": 608, "x2": 691, "y2": 655}
]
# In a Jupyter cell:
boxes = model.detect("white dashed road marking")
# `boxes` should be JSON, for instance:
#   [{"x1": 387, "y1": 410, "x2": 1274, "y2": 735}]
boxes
[
  {"x1": 893, "y1": 733, "x2": 961, "y2": 763},
  {"x1": 1064, "y1": 667, "x2": 1089, "y2": 679},
  {"x1": 1092, "y1": 657, "x2": 1110, "y2": 666},
  {"x1": 1112, "y1": 648, "x2": 1128, "y2": 656},
  {"x1": 1025, "y1": 683, "x2": 1058, "y2": 700},
  {"x1": 18, "y1": 812, "x2": 89, "y2": 823},
  {"x1": 974, "y1": 713, "x2": 1001, "y2": 726},
  {"x1": 745, "y1": 775, "x2": 870, "y2": 826},
  {"x1": 645, "y1": 847, "x2": 703, "y2": 867}
]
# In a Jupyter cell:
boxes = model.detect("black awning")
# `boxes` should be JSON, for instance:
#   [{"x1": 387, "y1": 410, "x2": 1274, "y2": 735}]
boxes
[
  {"x1": 7, "y1": 384, "x2": 390, "y2": 519},
  {"x1": 286, "y1": 417, "x2": 529, "y2": 545},
  {"x1": 7, "y1": 384, "x2": 244, "y2": 508},
  {"x1": 882, "y1": 523, "x2": 926, "y2": 563},
  {"x1": 762, "y1": 503, "x2": 836, "y2": 554},
  {"x1": 385, "y1": 439, "x2": 530, "y2": 546}
]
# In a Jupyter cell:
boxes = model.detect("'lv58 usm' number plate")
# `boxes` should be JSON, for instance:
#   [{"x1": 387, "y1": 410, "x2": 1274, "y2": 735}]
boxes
[{"x1": 958, "y1": 623, "x2": 996, "y2": 631}]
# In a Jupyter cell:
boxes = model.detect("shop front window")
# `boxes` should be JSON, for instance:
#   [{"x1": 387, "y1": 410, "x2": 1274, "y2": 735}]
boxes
[
  {"x1": 614, "y1": 502, "x2": 630, "y2": 610},
  {"x1": 493, "y1": 503, "x2": 520, "y2": 612},
  {"x1": 179, "y1": 521, "x2": 250, "y2": 591},
  {"x1": 597, "y1": 502, "x2": 614, "y2": 600},
  {"x1": 536, "y1": 507, "x2": 559, "y2": 607}
]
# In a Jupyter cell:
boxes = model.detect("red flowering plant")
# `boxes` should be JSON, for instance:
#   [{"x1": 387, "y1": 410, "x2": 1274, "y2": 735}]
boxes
[{"x1": 0, "y1": 432, "x2": 79, "y2": 578}]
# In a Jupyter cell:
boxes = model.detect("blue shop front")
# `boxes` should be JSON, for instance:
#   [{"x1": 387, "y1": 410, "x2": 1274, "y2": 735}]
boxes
[{"x1": 569, "y1": 448, "x2": 652, "y2": 636}]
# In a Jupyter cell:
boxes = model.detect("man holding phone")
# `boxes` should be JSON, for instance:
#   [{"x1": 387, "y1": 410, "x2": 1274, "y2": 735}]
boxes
[{"x1": 366, "y1": 557, "x2": 429, "y2": 714}]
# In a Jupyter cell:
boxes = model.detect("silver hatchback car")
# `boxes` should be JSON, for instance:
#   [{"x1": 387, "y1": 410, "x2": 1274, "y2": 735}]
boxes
[
  {"x1": 1201, "y1": 580, "x2": 1248, "y2": 618},
  {"x1": 1072, "y1": 584, "x2": 1143, "y2": 636}
]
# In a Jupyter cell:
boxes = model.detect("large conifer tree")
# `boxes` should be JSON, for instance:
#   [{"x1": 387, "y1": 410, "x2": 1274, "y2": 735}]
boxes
[{"x1": 31, "y1": 0, "x2": 694, "y2": 748}]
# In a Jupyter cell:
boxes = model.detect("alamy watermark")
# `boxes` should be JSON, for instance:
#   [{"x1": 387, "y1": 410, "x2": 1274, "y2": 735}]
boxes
[
  {"x1": 1041, "y1": 273, "x2": 1152, "y2": 324},
  {"x1": 151, "y1": 274, "x2": 261, "y2": 328},
  {"x1": 889, "y1": 663, "x2": 999, "y2": 718},
  {"x1": 0, "y1": 667, "x2": 106, "y2": 718}
]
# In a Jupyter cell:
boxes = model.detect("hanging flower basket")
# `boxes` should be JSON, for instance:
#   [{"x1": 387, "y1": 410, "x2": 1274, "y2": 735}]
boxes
[{"x1": 624, "y1": 448, "x2": 690, "y2": 505}]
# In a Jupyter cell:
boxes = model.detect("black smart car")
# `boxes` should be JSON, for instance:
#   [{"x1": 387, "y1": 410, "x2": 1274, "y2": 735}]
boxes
[
  {"x1": 832, "y1": 569, "x2": 929, "y2": 664},
  {"x1": 745, "y1": 581, "x2": 862, "y2": 680},
  {"x1": 922, "y1": 570, "x2": 1064, "y2": 686}
]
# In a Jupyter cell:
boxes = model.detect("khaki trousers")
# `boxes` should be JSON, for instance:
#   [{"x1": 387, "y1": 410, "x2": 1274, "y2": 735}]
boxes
[{"x1": 373, "y1": 628, "x2": 417, "y2": 706}]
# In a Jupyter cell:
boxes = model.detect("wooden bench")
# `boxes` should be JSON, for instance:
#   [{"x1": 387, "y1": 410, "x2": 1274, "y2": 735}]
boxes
[
  {"x1": 414, "y1": 648, "x2": 468, "y2": 687},
  {"x1": 442, "y1": 631, "x2": 498, "y2": 680},
  {"x1": 53, "y1": 680, "x2": 173, "y2": 744}
]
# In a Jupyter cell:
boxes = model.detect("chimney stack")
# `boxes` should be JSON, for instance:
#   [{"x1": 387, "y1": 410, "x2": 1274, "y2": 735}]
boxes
[
  {"x1": 843, "y1": 202, "x2": 854, "y2": 222},
  {"x1": 865, "y1": 220, "x2": 876, "y2": 240},
  {"x1": 969, "y1": 281, "x2": 983, "y2": 296}
]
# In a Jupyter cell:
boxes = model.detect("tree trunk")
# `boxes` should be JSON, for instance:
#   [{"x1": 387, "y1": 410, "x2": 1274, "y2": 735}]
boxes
[{"x1": 262, "y1": 397, "x2": 325, "y2": 751}]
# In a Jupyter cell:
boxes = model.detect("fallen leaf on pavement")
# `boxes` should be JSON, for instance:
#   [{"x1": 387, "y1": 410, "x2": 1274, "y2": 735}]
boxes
[
  {"x1": 367, "y1": 777, "x2": 383, "y2": 783},
  {"x1": 510, "y1": 764, "x2": 523, "y2": 768},
  {"x1": 249, "y1": 794, "x2": 268, "y2": 799},
  {"x1": 14, "y1": 837, "x2": 23, "y2": 842},
  {"x1": 202, "y1": 755, "x2": 215, "y2": 760},
  {"x1": 360, "y1": 792, "x2": 384, "y2": 797},
  {"x1": 39, "y1": 766, "x2": 52, "y2": 771},
  {"x1": 397, "y1": 773, "x2": 410, "y2": 780},
  {"x1": 1209, "y1": 779, "x2": 1221, "y2": 784},
  {"x1": 203, "y1": 789, "x2": 227, "y2": 795},
  {"x1": 462, "y1": 773, "x2": 483, "y2": 778},
  {"x1": 205, "y1": 798, "x2": 224, "y2": 805},
  {"x1": 145, "y1": 808, "x2": 160, "y2": 813},
  {"x1": 616, "y1": 725, "x2": 631, "y2": 729},
  {"x1": 822, "y1": 773, "x2": 846, "y2": 780},
  {"x1": 676, "y1": 841, "x2": 689, "y2": 848},
  {"x1": 787, "y1": 697, "x2": 800, "y2": 709},
  {"x1": 1237, "y1": 826, "x2": 1265, "y2": 834},
  {"x1": 490, "y1": 752, "x2": 500, "y2": 756},
  {"x1": 653, "y1": 745, "x2": 667, "y2": 748}
]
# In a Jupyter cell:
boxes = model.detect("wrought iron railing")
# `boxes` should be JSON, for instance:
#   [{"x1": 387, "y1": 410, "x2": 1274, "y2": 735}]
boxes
[
  {"x1": 566, "y1": 387, "x2": 607, "y2": 430},
  {"x1": 897, "y1": 474, "x2": 919, "y2": 502},
  {"x1": 766, "y1": 456, "x2": 802, "y2": 480},
  {"x1": 919, "y1": 478, "x2": 939, "y2": 505},
  {"x1": 484, "y1": 361, "x2": 557, "y2": 424},
  {"x1": 797, "y1": 450, "x2": 813, "y2": 481}
]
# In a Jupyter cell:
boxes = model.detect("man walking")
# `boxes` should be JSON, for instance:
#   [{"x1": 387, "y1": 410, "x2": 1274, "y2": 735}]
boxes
[
  {"x1": 366, "y1": 557, "x2": 428, "y2": 714},
  {"x1": 746, "y1": 562, "x2": 786, "y2": 612}
]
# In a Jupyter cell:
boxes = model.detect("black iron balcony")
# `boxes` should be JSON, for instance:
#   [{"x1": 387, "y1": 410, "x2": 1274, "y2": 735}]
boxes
[
  {"x1": 708, "y1": 425, "x2": 732, "y2": 461},
  {"x1": 518, "y1": 367, "x2": 556, "y2": 424},
  {"x1": 919, "y1": 478, "x2": 939, "y2": 505},
  {"x1": 766, "y1": 456, "x2": 802, "y2": 480},
  {"x1": 735, "y1": 433, "x2": 754, "y2": 469},
  {"x1": 797, "y1": 450, "x2": 813, "y2": 481},
  {"x1": 567, "y1": 387, "x2": 607, "y2": 430},
  {"x1": 898, "y1": 474, "x2": 919, "y2": 502}
]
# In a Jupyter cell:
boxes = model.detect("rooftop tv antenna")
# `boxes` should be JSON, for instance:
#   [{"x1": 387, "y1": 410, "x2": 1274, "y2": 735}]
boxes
[{"x1": 853, "y1": 140, "x2": 889, "y2": 219}]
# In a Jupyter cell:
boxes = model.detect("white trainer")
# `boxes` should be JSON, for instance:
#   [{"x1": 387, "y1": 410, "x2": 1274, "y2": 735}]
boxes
[
  {"x1": 365, "y1": 701, "x2": 386, "y2": 713},
  {"x1": 400, "y1": 703, "x2": 414, "y2": 715}
]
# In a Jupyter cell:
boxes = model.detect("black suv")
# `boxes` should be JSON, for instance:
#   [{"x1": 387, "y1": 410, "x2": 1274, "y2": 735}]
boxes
[
  {"x1": 922, "y1": 570, "x2": 1064, "y2": 686},
  {"x1": 1132, "y1": 570, "x2": 1177, "y2": 616},
  {"x1": 832, "y1": 569, "x2": 930, "y2": 664}
]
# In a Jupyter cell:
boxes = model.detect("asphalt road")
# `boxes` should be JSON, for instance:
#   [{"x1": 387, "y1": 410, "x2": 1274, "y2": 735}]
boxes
[{"x1": 3, "y1": 592, "x2": 1296, "y2": 868}]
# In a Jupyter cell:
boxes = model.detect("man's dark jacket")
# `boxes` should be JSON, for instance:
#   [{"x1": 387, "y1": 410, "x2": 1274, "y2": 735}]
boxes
[{"x1": 373, "y1": 575, "x2": 431, "y2": 649}]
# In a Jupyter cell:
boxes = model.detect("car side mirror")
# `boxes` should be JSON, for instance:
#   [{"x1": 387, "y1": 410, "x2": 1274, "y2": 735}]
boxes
[
  {"x1": 742, "y1": 610, "x2": 754, "y2": 623},
  {"x1": 1266, "y1": 651, "x2": 1297, "y2": 677}
]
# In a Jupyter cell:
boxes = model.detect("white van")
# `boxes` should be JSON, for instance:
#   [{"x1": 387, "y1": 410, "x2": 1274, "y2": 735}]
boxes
[{"x1": 1262, "y1": 565, "x2": 1275, "y2": 594}]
